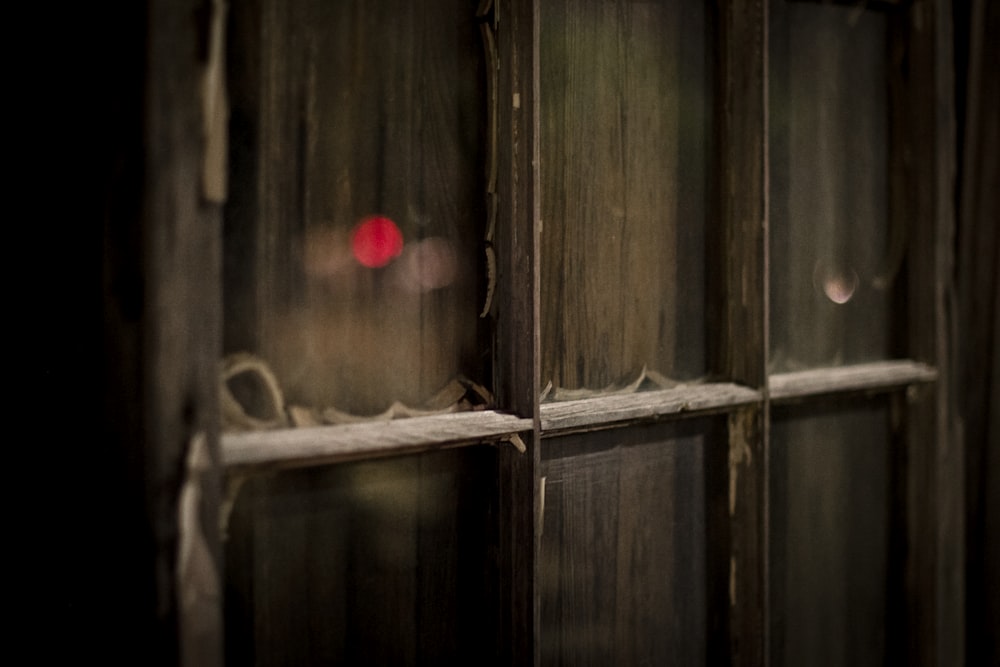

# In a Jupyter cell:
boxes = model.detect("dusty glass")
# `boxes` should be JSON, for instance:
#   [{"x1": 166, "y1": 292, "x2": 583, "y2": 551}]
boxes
[
  {"x1": 223, "y1": 0, "x2": 489, "y2": 427},
  {"x1": 539, "y1": 0, "x2": 711, "y2": 399},
  {"x1": 770, "y1": 401, "x2": 892, "y2": 667},
  {"x1": 769, "y1": 1, "x2": 893, "y2": 372}
]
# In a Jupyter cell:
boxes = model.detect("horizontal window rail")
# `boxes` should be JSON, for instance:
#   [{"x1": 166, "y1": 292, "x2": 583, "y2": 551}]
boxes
[
  {"x1": 768, "y1": 359, "x2": 937, "y2": 402},
  {"x1": 222, "y1": 361, "x2": 935, "y2": 470},
  {"x1": 540, "y1": 382, "x2": 762, "y2": 435},
  {"x1": 222, "y1": 410, "x2": 533, "y2": 472}
]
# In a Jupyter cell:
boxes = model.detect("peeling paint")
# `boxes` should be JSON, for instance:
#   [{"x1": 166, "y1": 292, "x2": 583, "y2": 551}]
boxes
[
  {"x1": 178, "y1": 432, "x2": 220, "y2": 614},
  {"x1": 201, "y1": 0, "x2": 228, "y2": 203},
  {"x1": 728, "y1": 410, "x2": 753, "y2": 516},
  {"x1": 538, "y1": 476, "x2": 547, "y2": 537}
]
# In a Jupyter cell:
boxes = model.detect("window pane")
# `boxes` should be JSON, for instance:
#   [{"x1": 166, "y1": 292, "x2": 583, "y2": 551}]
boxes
[
  {"x1": 224, "y1": 1, "x2": 487, "y2": 425},
  {"x1": 540, "y1": 419, "x2": 721, "y2": 664},
  {"x1": 769, "y1": 400, "x2": 892, "y2": 666},
  {"x1": 540, "y1": 0, "x2": 710, "y2": 398},
  {"x1": 769, "y1": 2, "x2": 892, "y2": 371},
  {"x1": 225, "y1": 448, "x2": 498, "y2": 663}
]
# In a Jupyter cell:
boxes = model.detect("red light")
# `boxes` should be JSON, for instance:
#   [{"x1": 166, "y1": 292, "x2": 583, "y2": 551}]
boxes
[{"x1": 351, "y1": 216, "x2": 403, "y2": 268}]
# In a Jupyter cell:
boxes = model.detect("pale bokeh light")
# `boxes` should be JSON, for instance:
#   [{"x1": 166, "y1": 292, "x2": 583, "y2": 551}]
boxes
[
  {"x1": 393, "y1": 237, "x2": 459, "y2": 293},
  {"x1": 813, "y1": 260, "x2": 859, "y2": 305}
]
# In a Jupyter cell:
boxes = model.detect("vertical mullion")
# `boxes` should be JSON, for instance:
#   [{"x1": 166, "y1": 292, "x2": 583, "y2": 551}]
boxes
[
  {"x1": 494, "y1": 0, "x2": 541, "y2": 664},
  {"x1": 718, "y1": 1, "x2": 769, "y2": 666},
  {"x1": 717, "y1": 0, "x2": 768, "y2": 390},
  {"x1": 929, "y1": 2, "x2": 962, "y2": 664},
  {"x1": 890, "y1": 1, "x2": 961, "y2": 665}
]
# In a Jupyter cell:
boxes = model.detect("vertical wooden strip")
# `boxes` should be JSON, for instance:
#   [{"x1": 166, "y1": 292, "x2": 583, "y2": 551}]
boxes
[
  {"x1": 145, "y1": 0, "x2": 224, "y2": 664},
  {"x1": 716, "y1": 0, "x2": 768, "y2": 389},
  {"x1": 726, "y1": 406, "x2": 765, "y2": 667},
  {"x1": 495, "y1": 0, "x2": 540, "y2": 664},
  {"x1": 889, "y1": 1, "x2": 960, "y2": 664},
  {"x1": 718, "y1": 2, "x2": 767, "y2": 666},
  {"x1": 929, "y1": 3, "x2": 963, "y2": 664}
]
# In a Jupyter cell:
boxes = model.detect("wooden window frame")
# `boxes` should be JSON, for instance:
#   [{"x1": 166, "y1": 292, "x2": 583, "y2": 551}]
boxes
[{"x1": 126, "y1": 0, "x2": 959, "y2": 664}]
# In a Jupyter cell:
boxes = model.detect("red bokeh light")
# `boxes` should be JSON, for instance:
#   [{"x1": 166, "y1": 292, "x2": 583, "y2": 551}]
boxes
[{"x1": 351, "y1": 216, "x2": 404, "y2": 268}]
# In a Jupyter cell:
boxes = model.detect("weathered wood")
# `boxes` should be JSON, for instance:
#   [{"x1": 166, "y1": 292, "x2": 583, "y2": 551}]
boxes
[
  {"x1": 716, "y1": 0, "x2": 767, "y2": 390},
  {"x1": 222, "y1": 410, "x2": 532, "y2": 470},
  {"x1": 726, "y1": 407, "x2": 766, "y2": 667},
  {"x1": 540, "y1": 382, "x2": 760, "y2": 433},
  {"x1": 494, "y1": 0, "x2": 541, "y2": 664},
  {"x1": 717, "y1": 3, "x2": 768, "y2": 666},
  {"x1": 768, "y1": 359, "x2": 937, "y2": 401},
  {"x1": 928, "y1": 2, "x2": 964, "y2": 664}
]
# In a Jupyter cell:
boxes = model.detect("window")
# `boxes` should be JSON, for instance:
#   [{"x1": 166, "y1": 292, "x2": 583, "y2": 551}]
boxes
[{"x1": 212, "y1": 0, "x2": 954, "y2": 664}]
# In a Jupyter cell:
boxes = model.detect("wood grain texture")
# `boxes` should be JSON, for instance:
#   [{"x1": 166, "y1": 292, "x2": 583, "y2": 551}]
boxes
[
  {"x1": 494, "y1": 1, "x2": 541, "y2": 664},
  {"x1": 726, "y1": 406, "x2": 766, "y2": 667},
  {"x1": 716, "y1": 0, "x2": 767, "y2": 389},
  {"x1": 222, "y1": 410, "x2": 531, "y2": 470},
  {"x1": 927, "y1": 2, "x2": 964, "y2": 665},
  {"x1": 768, "y1": 359, "x2": 937, "y2": 401},
  {"x1": 540, "y1": 382, "x2": 760, "y2": 433},
  {"x1": 717, "y1": 4, "x2": 768, "y2": 666}
]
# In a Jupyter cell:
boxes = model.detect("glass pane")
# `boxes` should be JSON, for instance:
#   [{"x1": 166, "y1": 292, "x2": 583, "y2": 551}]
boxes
[
  {"x1": 540, "y1": 419, "x2": 722, "y2": 664},
  {"x1": 540, "y1": 0, "x2": 710, "y2": 399},
  {"x1": 769, "y1": 1, "x2": 892, "y2": 371},
  {"x1": 224, "y1": 0, "x2": 488, "y2": 427},
  {"x1": 769, "y1": 400, "x2": 892, "y2": 667},
  {"x1": 225, "y1": 447, "x2": 498, "y2": 664}
]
